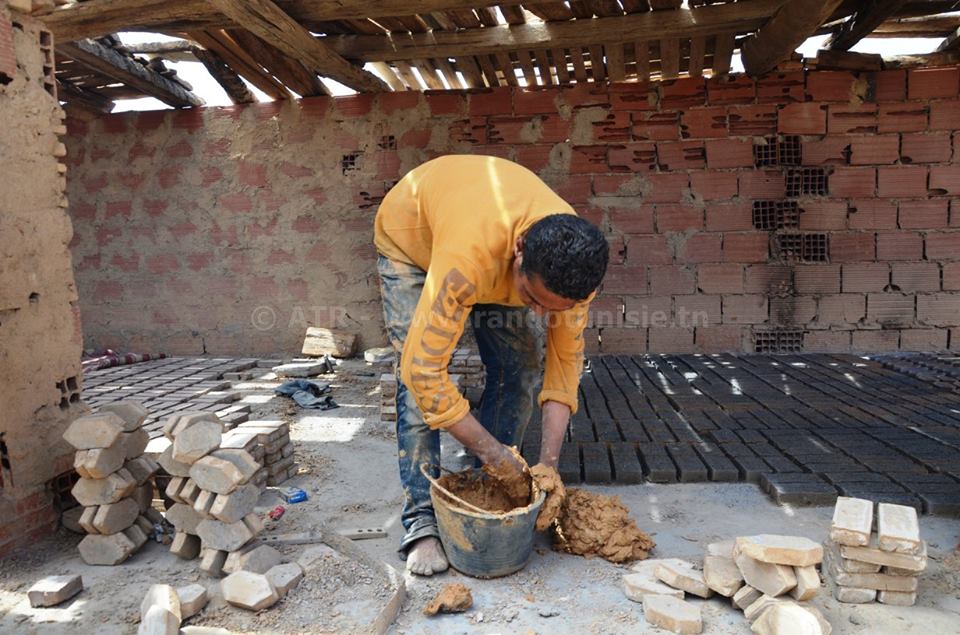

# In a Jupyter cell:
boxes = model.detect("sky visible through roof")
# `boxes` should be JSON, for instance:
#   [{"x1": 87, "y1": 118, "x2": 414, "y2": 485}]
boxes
[{"x1": 109, "y1": 31, "x2": 946, "y2": 113}]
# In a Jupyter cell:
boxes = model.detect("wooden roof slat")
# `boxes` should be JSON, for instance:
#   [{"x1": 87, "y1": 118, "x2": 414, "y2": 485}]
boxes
[
  {"x1": 568, "y1": 1, "x2": 594, "y2": 19},
  {"x1": 189, "y1": 30, "x2": 291, "y2": 100},
  {"x1": 476, "y1": 53, "x2": 502, "y2": 86},
  {"x1": 446, "y1": 8, "x2": 483, "y2": 28},
  {"x1": 432, "y1": 57, "x2": 464, "y2": 88},
  {"x1": 191, "y1": 46, "x2": 255, "y2": 103},
  {"x1": 499, "y1": 5, "x2": 527, "y2": 25},
  {"x1": 606, "y1": 42, "x2": 626, "y2": 81},
  {"x1": 522, "y1": 3, "x2": 574, "y2": 21},
  {"x1": 621, "y1": 0, "x2": 651, "y2": 14},
  {"x1": 453, "y1": 56, "x2": 484, "y2": 87},
  {"x1": 57, "y1": 76, "x2": 114, "y2": 114},
  {"x1": 392, "y1": 15, "x2": 432, "y2": 33},
  {"x1": 587, "y1": 0, "x2": 624, "y2": 18},
  {"x1": 495, "y1": 51, "x2": 520, "y2": 85},
  {"x1": 552, "y1": 47, "x2": 571, "y2": 83},
  {"x1": 741, "y1": 0, "x2": 843, "y2": 76},
  {"x1": 516, "y1": 49, "x2": 539, "y2": 85},
  {"x1": 369, "y1": 61, "x2": 408, "y2": 90},
  {"x1": 569, "y1": 46, "x2": 589, "y2": 82},
  {"x1": 207, "y1": 0, "x2": 388, "y2": 93},
  {"x1": 870, "y1": 16, "x2": 960, "y2": 38},
  {"x1": 227, "y1": 29, "x2": 329, "y2": 97},
  {"x1": 328, "y1": 0, "x2": 788, "y2": 62},
  {"x1": 339, "y1": 18, "x2": 388, "y2": 35},
  {"x1": 687, "y1": 35, "x2": 706, "y2": 78},
  {"x1": 57, "y1": 38, "x2": 202, "y2": 107},
  {"x1": 412, "y1": 59, "x2": 445, "y2": 89},
  {"x1": 712, "y1": 31, "x2": 735, "y2": 75},
  {"x1": 392, "y1": 60, "x2": 425, "y2": 89},
  {"x1": 428, "y1": 11, "x2": 460, "y2": 30},
  {"x1": 659, "y1": 37, "x2": 679, "y2": 79},
  {"x1": 634, "y1": 40, "x2": 650, "y2": 80},
  {"x1": 476, "y1": 7, "x2": 501, "y2": 26},
  {"x1": 533, "y1": 48, "x2": 555, "y2": 85},
  {"x1": 826, "y1": 0, "x2": 908, "y2": 51},
  {"x1": 588, "y1": 44, "x2": 606, "y2": 81}
]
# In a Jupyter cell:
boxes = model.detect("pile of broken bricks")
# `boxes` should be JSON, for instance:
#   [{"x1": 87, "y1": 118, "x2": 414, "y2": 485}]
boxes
[
  {"x1": 623, "y1": 534, "x2": 830, "y2": 634},
  {"x1": 64, "y1": 401, "x2": 163, "y2": 566},
  {"x1": 825, "y1": 497, "x2": 926, "y2": 606},
  {"x1": 156, "y1": 411, "x2": 266, "y2": 577}
]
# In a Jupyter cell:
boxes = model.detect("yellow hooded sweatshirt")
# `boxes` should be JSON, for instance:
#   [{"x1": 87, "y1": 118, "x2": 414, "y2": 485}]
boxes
[{"x1": 374, "y1": 155, "x2": 591, "y2": 430}]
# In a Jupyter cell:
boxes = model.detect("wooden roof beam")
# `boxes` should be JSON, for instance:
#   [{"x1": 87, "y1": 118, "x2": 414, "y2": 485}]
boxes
[
  {"x1": 42, "y1": 0, "x2": 507, "y2": 42},
  {"x1": 191, "y1": 46, "x2": 255, "y2": 104},
  {"x1": 825, "y1": 0, "x2": 908, "y2": 51},
  {"x1": 57, "y1": 38, "x2": 202, "y2": 107},
  {"x1": 227, "y1": 29, "x2": 329, "y2": 97},
  {"x1": 740, "y1": 0, "x2": 843, "y2": 77},
  {"x1": 327, "y1": 0, "x2": 788, "y2": 62},
  {"x1": 207, "y1": 0, "x2": 387, "y2": 93}
]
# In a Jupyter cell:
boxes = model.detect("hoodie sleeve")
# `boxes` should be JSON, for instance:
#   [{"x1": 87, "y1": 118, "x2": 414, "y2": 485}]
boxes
[
  {"x1": 538, "y1": 299, "x2": 590, "y2": 414},
  {"x1": 399, "y1": 255, "x2": 479, "y2": 429}
]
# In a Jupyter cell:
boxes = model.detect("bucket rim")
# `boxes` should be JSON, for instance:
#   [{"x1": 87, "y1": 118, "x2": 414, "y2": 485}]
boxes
[{"x1": 421, "y1": 464, "x2": 546, "y2": 520}]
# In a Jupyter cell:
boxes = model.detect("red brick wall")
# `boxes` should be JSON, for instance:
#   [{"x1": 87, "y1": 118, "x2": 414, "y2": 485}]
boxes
[{"x1": 65, "y1": 67, "x2": 960, "y2": 355}]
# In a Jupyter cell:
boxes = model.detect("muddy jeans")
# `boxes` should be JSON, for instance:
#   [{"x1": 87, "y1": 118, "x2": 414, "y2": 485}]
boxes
[{"x1": 377, "y1": 255, "x2": 542, "y2": 554}]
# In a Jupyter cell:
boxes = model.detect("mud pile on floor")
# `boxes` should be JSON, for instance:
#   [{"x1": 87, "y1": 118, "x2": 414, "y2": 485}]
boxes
[
  {"x1": 553, "y1": 489, "x2": 656, "y2": 563},
  {"x1": 437, "y1": 456, "x2": 655, "y2": 564}
]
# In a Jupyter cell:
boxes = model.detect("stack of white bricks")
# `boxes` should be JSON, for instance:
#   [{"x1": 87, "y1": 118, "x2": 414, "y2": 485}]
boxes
[
  {"x1": 825, "y1": 497, "x2": 925, "y2": 606},
  {"x1": 158, "y1": 411, "x2": 265, "y2": 578},
  {"x1": 447, "y1": 347, "x2": 484, "y2": 392},
  {"x1": 232, "y1": 420, "x2": 296, "y2": 486},
  {"x1": 378, "y1": 346, "x2": 484, "y2": 424},
  {"x1": 621, "y1": 535, "x2": 830, "y2": 635},
  {"x1": 380, "y1": 373, "x2": 397, "y2": 423},
  {"x1": 64, "y1": 401, "x2": 160, "y2": 566}
]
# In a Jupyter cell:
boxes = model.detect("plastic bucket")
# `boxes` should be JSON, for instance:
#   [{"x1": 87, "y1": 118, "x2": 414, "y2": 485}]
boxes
[{"x1": 424, "y1": 466, "x2": 545, "y2": 578}]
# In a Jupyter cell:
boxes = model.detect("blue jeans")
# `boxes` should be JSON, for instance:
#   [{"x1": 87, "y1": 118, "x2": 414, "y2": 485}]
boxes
[{"x1": 377, "y1": 255, "x2": 542, "y2": 554}]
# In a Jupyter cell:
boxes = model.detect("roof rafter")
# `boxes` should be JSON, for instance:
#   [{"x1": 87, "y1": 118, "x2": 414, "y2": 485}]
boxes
[
  {"x1": 325, "y1": 0, "x2": 788, "y2": 62},
  {"x1": 740, "y1": 0, "x2": 843, "y2": 77},
  {"x1": 825, "y1": 0, "x2": 909, "y2": 51},
  {"x1": 206, "y1": 0, "x2": 387, "y2": 93},
  {"x1": 57, "y1": 38, "x2": 202, "y2": 107},
  {"x1": 42, "y1": 0, "x2": 507, "y2": 42}
]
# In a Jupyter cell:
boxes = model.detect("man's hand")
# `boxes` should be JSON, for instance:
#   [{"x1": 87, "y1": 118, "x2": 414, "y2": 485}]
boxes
[
  {"x1": 538, "y1": 400, "x2": 571, "y2": 468},
  {"x1": 447, "y1": 414, "x2": 528, "y2": 503}
]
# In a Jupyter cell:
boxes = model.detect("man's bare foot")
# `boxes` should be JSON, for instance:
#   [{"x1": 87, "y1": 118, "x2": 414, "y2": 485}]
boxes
[{"x1": 406, "y1": 537, "x2": 449, "y2": 576}]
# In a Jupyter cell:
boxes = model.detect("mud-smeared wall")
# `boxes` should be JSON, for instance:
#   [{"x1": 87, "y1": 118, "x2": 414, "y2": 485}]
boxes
[
  {"x1": 0, "y1": 6, "x2": 84, "y2": 556},
  {"x1": 65, "y1": 67, "x2": 960, "y2": 355}
]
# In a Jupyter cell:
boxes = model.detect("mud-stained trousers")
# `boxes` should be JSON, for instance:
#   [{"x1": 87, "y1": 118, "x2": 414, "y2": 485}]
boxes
[{"x1": 377, "y1": 255, "x2": 543, "y2": 555}]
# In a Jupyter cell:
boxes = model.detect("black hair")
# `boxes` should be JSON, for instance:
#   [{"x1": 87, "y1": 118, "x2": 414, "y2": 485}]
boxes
[{"x1": 520, "y1": 214, "x2": 609, "y2": 301}]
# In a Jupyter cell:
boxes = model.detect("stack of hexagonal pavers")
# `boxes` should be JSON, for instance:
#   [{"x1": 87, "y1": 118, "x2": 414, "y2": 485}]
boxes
[
  {"x1": 64, "y1": 401, "x2": 160, "y2": 565},
  {"x1": 157, "y1": 411, "x2": 265, "y2": 577}
]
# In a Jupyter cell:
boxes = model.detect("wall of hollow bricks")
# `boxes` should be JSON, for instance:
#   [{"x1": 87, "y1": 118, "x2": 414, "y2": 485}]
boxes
[{"x1": 64, "y1": 66, "x2": 960, "y2": 357}]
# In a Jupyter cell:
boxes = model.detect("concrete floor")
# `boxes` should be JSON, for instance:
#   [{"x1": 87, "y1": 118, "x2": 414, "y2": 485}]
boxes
[{"x1": 0, "y1": 359, "x2": 958, "y2": 634}]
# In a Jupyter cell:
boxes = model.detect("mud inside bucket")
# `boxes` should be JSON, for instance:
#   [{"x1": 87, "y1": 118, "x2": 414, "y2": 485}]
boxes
[{"x1": 423, "y1": 465, "x2": 545, "y2": 579}]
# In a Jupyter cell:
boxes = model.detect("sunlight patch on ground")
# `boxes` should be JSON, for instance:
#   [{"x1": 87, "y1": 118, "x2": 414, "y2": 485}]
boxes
[{"x1": 296, "y1": 415, "x2": 364, "y2": 443}]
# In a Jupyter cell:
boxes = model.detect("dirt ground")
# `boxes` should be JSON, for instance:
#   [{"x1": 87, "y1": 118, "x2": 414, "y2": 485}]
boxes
[{"x1": 1, "y1": 359, "x2": 959, "y2": 634}]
